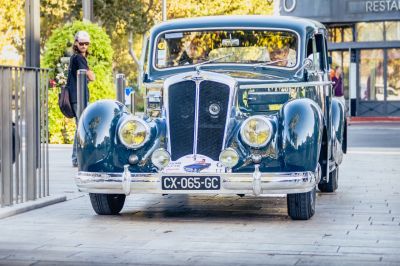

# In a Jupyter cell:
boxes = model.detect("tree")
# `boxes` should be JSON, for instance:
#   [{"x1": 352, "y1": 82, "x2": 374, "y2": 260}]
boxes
[
  {"x1": 0, "y1": 0, "x2": 25, "y2": 65},
  {"x1": 40, "y1": 0, "x2": 80, "y2": 48}
]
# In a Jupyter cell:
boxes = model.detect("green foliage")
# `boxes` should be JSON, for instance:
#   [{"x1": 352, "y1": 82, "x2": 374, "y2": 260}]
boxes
[
  {"x1": 0, "y1": 0, "x2": 25, "y2": 65},
  {"x1": 167, "y1": 0, "x2": 273, "y2": 19},
  {"x1": 42, "y1": 21, "x2": 114, "y2": 143}
]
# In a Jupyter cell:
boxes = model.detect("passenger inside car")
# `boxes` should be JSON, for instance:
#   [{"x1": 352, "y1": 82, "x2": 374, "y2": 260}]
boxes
[
  {"x1": 269, "y1": 44, "x2": 297, "y2": 67},
  {"x1": 175, "y1": 38, "x2": 207, "y2": 65}
]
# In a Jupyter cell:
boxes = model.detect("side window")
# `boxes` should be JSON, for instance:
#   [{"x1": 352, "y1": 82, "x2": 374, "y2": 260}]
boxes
[
  {"x1": 315, "y1": 33, "x2": 328, "y2": 71},
  {"x1": 306, "y1": 34, "x2": 328, "y2": 72},
  {"x1": 306, "y1": 36, "x2": 319, "y2": 70}
]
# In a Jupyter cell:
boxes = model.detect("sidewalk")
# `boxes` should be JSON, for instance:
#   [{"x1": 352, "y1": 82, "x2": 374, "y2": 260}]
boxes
[
  {"x1": 0, "y1": 141, "x2": 399, "y2": 265},
  {"x1": 348, "y1": 116, "x2": 400, "y2": 124}
]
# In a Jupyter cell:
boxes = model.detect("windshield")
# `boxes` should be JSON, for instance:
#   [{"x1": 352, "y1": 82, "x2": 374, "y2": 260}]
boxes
[{"x1": 154, "y1": 29, "x2": 298, "y2": 69}]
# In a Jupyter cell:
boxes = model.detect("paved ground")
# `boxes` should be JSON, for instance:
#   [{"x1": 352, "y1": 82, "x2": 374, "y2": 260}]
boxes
[{"x1": 0, "y1": 123, "x2": 399, "y2": 265}]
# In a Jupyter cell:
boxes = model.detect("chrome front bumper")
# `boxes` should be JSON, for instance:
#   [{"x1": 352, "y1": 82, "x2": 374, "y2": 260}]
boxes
[{"x1": 75, "y1": 165, "x2": 321, "y2": 196}]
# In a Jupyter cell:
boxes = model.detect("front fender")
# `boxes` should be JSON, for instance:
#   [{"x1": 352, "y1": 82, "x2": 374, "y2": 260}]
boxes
[
  {"x1": 77, "y1": 100, "x2": 128, "y2": 171},
  {"x1": 77, "y1": 100, "x2": 166, "y2": 172},
  {"x1": 280, "y1": 98, "x2": 323, "y2": 171}
]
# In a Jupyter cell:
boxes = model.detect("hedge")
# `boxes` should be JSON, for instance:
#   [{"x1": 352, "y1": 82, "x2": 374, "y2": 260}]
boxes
[{"x1": 42, "y1": 21, "x2": 114, "y2": 144}]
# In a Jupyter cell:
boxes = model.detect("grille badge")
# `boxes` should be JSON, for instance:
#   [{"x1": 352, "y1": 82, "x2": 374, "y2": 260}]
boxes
[{"x1": 209, "y1": 103, "x2": 221, "y2": 116}]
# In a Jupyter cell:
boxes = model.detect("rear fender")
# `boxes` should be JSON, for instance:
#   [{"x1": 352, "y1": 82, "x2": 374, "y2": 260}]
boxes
[{"x1": 331, "y1": 98, "x2": 346, "y2": 162}]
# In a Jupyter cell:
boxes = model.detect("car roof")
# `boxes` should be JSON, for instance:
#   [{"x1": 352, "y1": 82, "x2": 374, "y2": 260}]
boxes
[{"x1": 150, "y1": 15, "x2": 325, "y2": 36}]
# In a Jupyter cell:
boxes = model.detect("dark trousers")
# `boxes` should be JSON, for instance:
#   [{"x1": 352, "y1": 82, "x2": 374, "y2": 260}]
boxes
[{"x1": 72, "y1": 103, "x2": 79, "y2": 163}]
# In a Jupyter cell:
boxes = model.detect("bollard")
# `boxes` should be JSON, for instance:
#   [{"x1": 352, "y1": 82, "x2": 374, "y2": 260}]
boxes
[
  {"x1": 116, "y1": 74, "x2": 125, "y2": 104},
  {"x1": 77, "y1": 69, "x2": 88, "y2": 119},
  {"x1": 131, "y1": 87, "x2": 135, "y2": 115}
]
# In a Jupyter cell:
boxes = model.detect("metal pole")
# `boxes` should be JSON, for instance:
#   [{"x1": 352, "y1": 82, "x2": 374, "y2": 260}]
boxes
[
  {"x1": 82, "y1": 0, "x2": 94, "y2": 22},
  {"x1": 116, "y1": 74, "x2": 126, "y2": 104},
  {"x1": 77, "y1": 70, "x2": 88, "y2": 119},
  {"x1": 0, "y1": 68, "x2": 14, "y2": 206},
  {"x1": 25, "y1": 0, "x2": 40, "y2": 67},
  {"x1": 25, "y1": 70, "x2": 38, "y2": 201},
  {"x1": 162, "y1": 0, "x2": 167, "y2": 21}
]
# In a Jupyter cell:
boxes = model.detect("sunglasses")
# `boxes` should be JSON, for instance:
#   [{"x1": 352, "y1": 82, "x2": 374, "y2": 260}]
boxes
[{"x1": 78, "y1": 42, "x2": 89, "y2": 46}]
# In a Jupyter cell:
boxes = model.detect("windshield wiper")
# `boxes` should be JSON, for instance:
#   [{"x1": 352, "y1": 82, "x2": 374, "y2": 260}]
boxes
[
  {"x1": 252, "y1": 59, "x2": 289, "y2": 68},
  {"x1": 194, "y1": 53, "x2": 234, "y2": 70}
]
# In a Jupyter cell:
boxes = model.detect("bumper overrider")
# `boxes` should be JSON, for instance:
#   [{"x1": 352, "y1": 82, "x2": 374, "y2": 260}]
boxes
[{"x1": 75, "y1": 165, "x2": 321, "y2": 196}]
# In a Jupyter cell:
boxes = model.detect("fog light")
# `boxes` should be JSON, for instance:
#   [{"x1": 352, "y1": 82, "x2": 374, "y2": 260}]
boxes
[
  {"x1": 219, "y1": 148, "x2": 239, "y2": 168},
  {"x1": 151, "y1": 148, "x2": 171, "y2": 169}
]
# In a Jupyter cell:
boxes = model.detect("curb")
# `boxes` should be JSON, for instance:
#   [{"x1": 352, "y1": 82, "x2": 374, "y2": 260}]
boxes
[
  {"x1": 0, "y1": 195, "x2": 67, "y2": 219},
  {"x1": 348, "y1": 117, "x2": 400, "y2": 124}
]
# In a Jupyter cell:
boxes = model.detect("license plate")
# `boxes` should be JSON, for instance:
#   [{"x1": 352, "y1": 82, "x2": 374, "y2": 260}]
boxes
[{"x1": 161, "y1": 176, "x2": 220, "y2": 190}]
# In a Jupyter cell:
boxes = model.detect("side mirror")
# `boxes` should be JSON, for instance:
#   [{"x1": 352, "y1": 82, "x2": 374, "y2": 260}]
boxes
[
  {"x1": 294, "y1": 58, "x2": 314, "y2": 78},
  {"x1": 303, "y1": 58, "x2": 313, "y2": 71}
]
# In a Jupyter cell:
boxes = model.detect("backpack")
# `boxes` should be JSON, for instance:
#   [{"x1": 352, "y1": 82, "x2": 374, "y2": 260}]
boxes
[
  {"x1": 58, "y1": 55, "x2": 75, "y2": 118},
  {"x1": 58, "y1": 85, "x2": 75, "y2": 118}
]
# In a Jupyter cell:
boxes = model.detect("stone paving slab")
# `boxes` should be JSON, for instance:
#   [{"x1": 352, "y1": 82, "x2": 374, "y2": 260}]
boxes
[{"x1": 0, "y1": 137, "x2": 400, "y2": 265}]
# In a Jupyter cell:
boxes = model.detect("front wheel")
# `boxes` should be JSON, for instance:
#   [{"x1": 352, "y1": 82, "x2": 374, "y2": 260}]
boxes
[
  {"x1": 287, "y1": 187, "x2": 316, "y2": 220},
  {"x1": 318, "y1": 167, "x2": 339, "y2": 193},
  {"x1": 89, "y1": 193, "x2": 126, "y2": 215}
]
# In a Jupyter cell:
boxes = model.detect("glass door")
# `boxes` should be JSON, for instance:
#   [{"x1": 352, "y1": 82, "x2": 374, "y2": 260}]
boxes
[
  {"x1": 331, "y1": 51, "x2": 350, "y2": 99},
  {"x1": 357, "y1": 48, "x2": 400, "y2": 116}
]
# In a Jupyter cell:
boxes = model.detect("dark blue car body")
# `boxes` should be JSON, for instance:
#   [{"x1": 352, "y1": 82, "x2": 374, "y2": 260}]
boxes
[{"x1": 75, "y1": 16, "x2": 346, "y2": 220}]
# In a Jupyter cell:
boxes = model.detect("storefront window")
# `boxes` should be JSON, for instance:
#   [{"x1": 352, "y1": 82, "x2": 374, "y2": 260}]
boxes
[
  {"x1": 387, "y1": 49, "x2": 400, "y2": 101},
  {"x1": 331, "y1": 51, "x2": 350, "y2": 99},
  {"x1": 328, "y1": 26, "x2": 353, "y2": 43},
  {"x1": 386, "y1": 22, "x2": 400, "y2": 41},
  {"x1": 356, "y1": 22, "x2": 384, "y2": 42},
  {"x1": 343, "y1": 27, "x2": 353, "y2": 42},
  {"x1": 328, "y1": 27, "x2": 342, "y2": 43},
  {"x1": 359, "y1": 49, "x2": 384, "y2": 101}
]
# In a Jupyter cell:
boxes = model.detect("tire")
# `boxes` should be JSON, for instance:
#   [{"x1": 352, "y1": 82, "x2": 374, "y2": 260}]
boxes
[
  {"x1": 89, "y1": 193, "x2": 126, "y2": 215},
  {"x1": 287, "y1": 187, "x2": 316, "y2": 220},
  {"x1": 318, "y1": 167, "x2": 339, "y2": 193}
]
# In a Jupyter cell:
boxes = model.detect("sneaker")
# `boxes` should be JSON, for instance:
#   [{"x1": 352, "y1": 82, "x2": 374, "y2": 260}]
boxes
[{"x1": 72, "y1": 161, "x2": 78, "y2": 167}]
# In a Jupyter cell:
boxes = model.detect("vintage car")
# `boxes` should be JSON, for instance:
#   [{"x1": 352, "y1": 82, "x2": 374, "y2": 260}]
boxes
[{"x1": 75, "y1": 16, "x2": 347, "y2": 220}]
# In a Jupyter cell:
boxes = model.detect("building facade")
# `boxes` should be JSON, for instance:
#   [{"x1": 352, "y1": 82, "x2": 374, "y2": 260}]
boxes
[{"x1": 279, "y1": 0, "x2": 400, "y2": 116}]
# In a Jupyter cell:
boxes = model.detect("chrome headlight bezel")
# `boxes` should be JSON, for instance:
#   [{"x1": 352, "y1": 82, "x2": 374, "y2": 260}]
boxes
[
  {"x1": 239, "y1": 115, "x2": 273, "y2": 148},
  {"x1": 118, "y1": 117, "x2": 151, "y2": 149}
]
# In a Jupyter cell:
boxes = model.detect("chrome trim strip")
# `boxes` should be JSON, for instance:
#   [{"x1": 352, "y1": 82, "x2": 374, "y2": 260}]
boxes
[
  {"x1": 163, "y1": 80, "x2": 171, "y2": 153},
  {"x1": 240, "y1": 81, "x2": 333, "y2": 89},
  {"x1": 249, "y1": 91, "x2": 290, "y2": 95},
  {"x1": 193, "y1": 79, "x2": 201, "y2": 158},
  {"x1": 152, "y1": 27, "x2": 301, "y2": 72},
  {"x1": 222, "y1": 82, "x2": 236, "y2": 150}
]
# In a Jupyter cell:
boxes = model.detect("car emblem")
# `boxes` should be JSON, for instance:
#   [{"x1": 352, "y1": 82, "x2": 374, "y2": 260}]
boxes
[{"x1": 209, "y1": 103, "x2": 221, "y2": 115}]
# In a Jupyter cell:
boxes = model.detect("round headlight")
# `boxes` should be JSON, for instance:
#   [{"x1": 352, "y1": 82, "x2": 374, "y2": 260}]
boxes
[
  {"x1": 151, "y1": 148, "x2": 171, "y2": 169},
  {"x1": 219, "y1": 148, "x2": 239, "y2": 168},
  {"x1": 240, "y1": 116, "x2": 272, "y2": 148},
  {"x1": 118, "y1": 118, "x2": 150, "y2": 149}
]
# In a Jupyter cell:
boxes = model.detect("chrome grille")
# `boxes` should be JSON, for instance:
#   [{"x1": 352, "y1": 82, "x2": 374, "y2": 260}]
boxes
[{"x1": 167, "y1": 79, "x2": 230, "y2": 161}]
